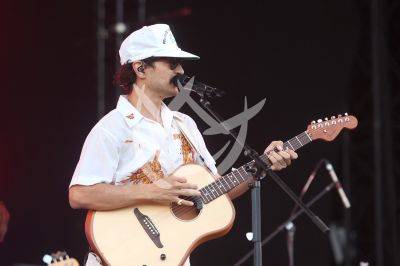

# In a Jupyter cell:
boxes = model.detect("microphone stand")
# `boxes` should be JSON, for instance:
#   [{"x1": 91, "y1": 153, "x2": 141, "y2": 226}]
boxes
[
  {"x1": 234, "y1": 181, "x2": 336, "y2": 266},
  {"x1": 286, "y1": 221, "x2": 296, "y2": 266},
  {"x1": 195, "y1": 94, "x2": 330, "y2": 266},
  {"x1": 285, "y1": 158, "x2": 326, "y2": 266}
]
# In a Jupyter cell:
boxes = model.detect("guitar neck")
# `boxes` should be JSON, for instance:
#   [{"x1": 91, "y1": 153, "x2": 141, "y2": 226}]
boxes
[{"x1": 199, "y1": 131, "x2": 313, "y2": 204}]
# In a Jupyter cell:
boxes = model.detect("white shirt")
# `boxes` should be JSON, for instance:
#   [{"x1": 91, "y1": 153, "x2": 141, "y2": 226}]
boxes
[
  {"x1": 70, "y1": 95, "x2": 217, "y2": 187},
  {"x1": 72, "y1": 96, "x2": 217, "y2": 266}
]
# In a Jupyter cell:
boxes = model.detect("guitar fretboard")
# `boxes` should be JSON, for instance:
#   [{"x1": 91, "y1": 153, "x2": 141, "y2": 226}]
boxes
[{"x1": 199, "y1": 131, "x2": 313, "y2": 204}]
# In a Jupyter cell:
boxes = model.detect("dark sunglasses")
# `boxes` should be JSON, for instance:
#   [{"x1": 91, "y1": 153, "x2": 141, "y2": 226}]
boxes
[{"x1": 144, "y1": 57, "x2": 183, "y2": 70}]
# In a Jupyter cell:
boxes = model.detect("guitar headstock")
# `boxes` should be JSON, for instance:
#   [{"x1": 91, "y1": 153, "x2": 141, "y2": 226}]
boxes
[
  {"x1": 307, "y1": 113, "x2": 358, "y2": 142},
  {"x1": 43, "y1": 251, "x2": 79, "y2": 266}
]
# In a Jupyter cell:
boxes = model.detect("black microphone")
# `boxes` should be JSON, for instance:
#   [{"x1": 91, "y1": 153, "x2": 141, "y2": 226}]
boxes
[
  {"x1": 325, "y1": 161, "x2": 351, "y2": 209},
  {"x1": 171, "y1": 74, "x2": 226, "y2": 98}
]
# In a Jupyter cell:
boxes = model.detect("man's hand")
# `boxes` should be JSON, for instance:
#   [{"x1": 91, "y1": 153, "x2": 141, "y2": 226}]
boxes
[
  {"x1": 0, "y1": 201, "x2": 10, "y2": 243},
  {"x1": 150, "y1": 175, "x2": 201, "y2": 206},
  {"x1": 264, "y1": 140, "x2": 298, "y2": 171}
]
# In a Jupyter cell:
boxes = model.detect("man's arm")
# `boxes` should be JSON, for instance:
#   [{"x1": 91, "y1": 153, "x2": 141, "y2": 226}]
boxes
[{"x1": 69, "y1": 175, "x2": 200, "y2": 211}]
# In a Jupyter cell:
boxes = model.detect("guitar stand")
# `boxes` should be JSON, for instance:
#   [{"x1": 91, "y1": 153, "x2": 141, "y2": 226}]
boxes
[{"x1": 194, "y1": 93, "x2": 330, "y2": 266}]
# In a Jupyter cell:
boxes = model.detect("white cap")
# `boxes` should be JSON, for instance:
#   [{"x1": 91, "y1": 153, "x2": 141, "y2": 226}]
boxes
[{"x1": 119, "y1": 24, "x2": 199, "y2": 65}]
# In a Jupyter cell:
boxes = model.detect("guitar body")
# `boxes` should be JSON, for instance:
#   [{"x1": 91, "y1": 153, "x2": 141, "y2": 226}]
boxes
[{"x1": 85, "y1": 164, "x2": 236, "y2": 266}]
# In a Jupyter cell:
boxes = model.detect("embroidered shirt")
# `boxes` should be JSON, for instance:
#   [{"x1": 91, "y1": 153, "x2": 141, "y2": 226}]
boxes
[{"x1": 70, "y1": 95, "x2": 217, "y2": 187}]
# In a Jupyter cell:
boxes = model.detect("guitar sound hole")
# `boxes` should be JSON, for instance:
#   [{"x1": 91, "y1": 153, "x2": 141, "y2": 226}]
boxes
[{"x1": 171, "y1": 197, "x2": 201, "y2": 221}]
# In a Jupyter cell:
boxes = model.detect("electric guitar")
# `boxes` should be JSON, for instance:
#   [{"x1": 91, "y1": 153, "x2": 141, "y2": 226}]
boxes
[{"x1": 85, "y1": 114, "x2": 358, "y2": 266}]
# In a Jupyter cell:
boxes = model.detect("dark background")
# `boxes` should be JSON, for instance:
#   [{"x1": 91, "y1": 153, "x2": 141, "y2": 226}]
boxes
[{"x1": 0, "y1": 0, "x2": 398, "y2": 266}]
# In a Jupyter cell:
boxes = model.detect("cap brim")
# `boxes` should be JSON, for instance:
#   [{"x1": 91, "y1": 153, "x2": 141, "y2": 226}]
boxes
[{"x1": 152, "y1": 49, "x2": 200, "y2": 60}]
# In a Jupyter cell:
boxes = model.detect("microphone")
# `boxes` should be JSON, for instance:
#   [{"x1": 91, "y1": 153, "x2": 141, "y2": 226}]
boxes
[
  {"x1": 171, "y1": 74, "x2": 226, "y2": 98},
  {"x1": 325, "y1": 161, "x2": 351, "y2": 209}
]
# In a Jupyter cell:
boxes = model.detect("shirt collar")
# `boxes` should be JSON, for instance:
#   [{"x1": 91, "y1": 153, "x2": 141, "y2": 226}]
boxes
[
  {"x1": 117, "y1": 95, "x2": 144, "y2": 128},
  {"x1": 117, "y1": 95, "x2": 175, "y2": 131}
]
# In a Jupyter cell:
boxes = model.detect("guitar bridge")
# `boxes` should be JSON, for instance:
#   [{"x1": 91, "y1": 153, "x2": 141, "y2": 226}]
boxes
[{"x1": 133, "y1": 208, "x2": 164, "y2": 248}]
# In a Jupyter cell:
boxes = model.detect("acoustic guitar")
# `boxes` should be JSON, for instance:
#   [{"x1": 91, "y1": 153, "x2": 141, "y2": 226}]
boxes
[{"x1": 85, "y1": 114, "x2": 358, "y2": 266}]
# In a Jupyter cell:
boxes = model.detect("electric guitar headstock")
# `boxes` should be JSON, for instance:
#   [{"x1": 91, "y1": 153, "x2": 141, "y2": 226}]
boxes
[
  {"x1": 43, "y1": 251, "x2": 79, "y2": 266},
  {"x1": 307, "y1": 113, "x2": 358, "y2": 141}
]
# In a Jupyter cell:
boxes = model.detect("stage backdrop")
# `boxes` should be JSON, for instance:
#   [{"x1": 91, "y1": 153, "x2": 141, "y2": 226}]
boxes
[{"x1": 0, "y1": 0, "x2": 360, "y2": 265}]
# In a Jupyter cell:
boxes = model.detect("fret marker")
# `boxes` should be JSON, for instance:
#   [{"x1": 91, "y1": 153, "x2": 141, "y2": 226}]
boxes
[
  {"x1": 295, "y1": 136, "x2": 303, "y2": 146},
  {"x1": 287, "y1": 141, "x2": 294, "y2": 150}
]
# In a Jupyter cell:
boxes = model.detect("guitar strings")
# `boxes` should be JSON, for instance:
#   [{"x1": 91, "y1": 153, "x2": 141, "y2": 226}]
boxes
[
  {"x1": 169, "y1": 134, "x2": 308, "y2": 217},
  {"x1": 166, "y1": 156, "x2": 264, "y2": 217},
  {"x1": 170, "y1": 165, "x2": 255, "y2": 217},
  {"x1": 138, "y1": 133, "x2": 311, "y2": 219},
  {"x1": 155, "y1": 124, "x2": 355, "y2": 222}
]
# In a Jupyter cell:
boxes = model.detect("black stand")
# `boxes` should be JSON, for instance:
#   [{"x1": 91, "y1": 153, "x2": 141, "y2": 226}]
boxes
[
  {"x1": 195, "y1": 94, "x2": 330, "y2": 266},
  {"x1": 251, "y1": 179, "x2": 263, "y2": 265},
  {"x1": 234, "y1": 182, "x2": 336, "y2": 266}
]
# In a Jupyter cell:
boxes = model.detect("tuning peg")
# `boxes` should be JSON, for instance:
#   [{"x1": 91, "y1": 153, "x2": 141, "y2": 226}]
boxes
[
  {"x1": 344, "y1": 112, "x2": 348, "y2": 116},
  {"x1": 311, "y1": 120, "x2": 316, "y2": 124},
  {"x1": 331, "y1": 116, "x2": 336, "y2": 119},
  {"x1": 325, "y1": 117, "x2": 328, "y2": 121},
  {"x1": 338, "y1": 114, "x2": 342, "y2": 117},
  {"x1": 317, "y1": 119, "x2": 323, "y2": 123}
]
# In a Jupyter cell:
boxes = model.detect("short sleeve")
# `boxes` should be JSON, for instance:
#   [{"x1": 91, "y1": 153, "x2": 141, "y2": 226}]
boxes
[{"x1": 70, "y1": 126, "x2": 120, "y2": 187}]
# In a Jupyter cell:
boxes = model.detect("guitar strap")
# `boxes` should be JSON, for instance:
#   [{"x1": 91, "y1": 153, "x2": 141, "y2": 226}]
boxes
[
  {"x1": 173, "y1": 113, "x2": 215, "y2": 174},
  {"x1": 173, "y1": 116, "x2": 201, "y2": 154}
]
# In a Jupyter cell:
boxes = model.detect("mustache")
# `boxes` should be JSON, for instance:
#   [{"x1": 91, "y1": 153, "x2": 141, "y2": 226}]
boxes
[{"x1": 170, "y1": 74, "x2": 189, "y2": 86}]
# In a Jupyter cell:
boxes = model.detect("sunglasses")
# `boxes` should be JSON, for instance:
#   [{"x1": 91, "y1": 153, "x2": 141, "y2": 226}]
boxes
[{"x1": 143, "y1": 57, "x2": 183, "y2": 70}]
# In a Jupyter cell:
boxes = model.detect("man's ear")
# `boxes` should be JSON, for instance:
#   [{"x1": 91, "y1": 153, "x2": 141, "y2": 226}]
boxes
[{"x1": 132, "y1": 62, "x2": 146, "y2": 77}]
